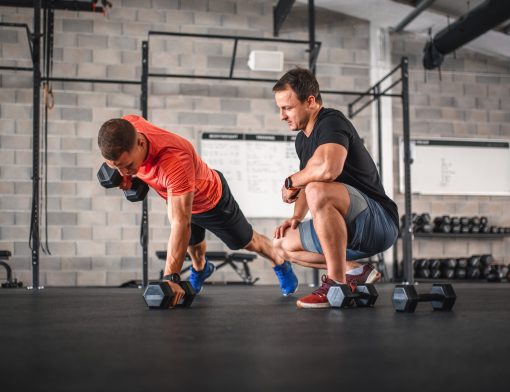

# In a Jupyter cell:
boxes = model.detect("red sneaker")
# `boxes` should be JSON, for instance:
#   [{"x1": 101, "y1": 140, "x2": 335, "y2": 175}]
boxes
[
  {"x1": 346, "y1": 264, "x2": 381, "y2": 285},
  {"x1": 296, "y1": 275, "x2": 335, "y2": 309}
]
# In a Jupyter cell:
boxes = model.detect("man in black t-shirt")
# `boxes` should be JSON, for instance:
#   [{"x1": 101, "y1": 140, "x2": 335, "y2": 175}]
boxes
[{"x1": 272, "y1": 68, "x2": 398, "y2": 309}]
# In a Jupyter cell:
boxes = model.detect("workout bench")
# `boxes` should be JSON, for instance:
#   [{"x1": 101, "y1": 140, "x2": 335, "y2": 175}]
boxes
[{"x1": 155, "y1": 251, "x2": 259, "y2": 285}]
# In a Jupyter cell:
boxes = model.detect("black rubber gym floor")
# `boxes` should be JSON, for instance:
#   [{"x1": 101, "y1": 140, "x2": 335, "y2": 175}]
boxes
[{"x1": 1, "y1": 283, "x2": 509, "y2": 392}]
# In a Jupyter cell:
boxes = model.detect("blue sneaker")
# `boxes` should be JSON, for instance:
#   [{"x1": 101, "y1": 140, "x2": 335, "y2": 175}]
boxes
[
  {"x1": 189, "y1": 259, "x2": 215, "y2": 294},
  {"x1": 273, "y1": 261, "x2": 298, "y2": 296}
]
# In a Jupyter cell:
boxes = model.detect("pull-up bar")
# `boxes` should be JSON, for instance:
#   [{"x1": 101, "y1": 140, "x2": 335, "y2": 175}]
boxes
[{"x1": 147, "y1": 30, "x2": 322, "y2": 83}]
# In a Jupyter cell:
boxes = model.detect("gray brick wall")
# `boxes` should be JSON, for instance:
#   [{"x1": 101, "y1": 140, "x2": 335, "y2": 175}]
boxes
[
  {"x1": 391, "y1": 33, "x2": 510, "y2": 267},
  {"x1": 2, "y1": 1, "x2": 507, "y2": 287}
]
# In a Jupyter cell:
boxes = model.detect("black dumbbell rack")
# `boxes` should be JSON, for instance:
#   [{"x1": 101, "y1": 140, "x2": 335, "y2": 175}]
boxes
[{"x1": 402, "y1": 254, "x2": 510, "y2": 282}]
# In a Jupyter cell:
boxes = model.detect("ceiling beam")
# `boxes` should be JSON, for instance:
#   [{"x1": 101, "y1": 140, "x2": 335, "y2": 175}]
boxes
[
  {"x1": 273, "y1": 0, "x2": 296, "y2": 37},
  {"x1": 0, "y1": 0, "x2": 105, "y2": 12},
  {"x1": 392, "y1": 0, "x2": 436, "y2": 33},
  {"x1": 423, "y1": 0, "x2": 510, "y2": 69}
]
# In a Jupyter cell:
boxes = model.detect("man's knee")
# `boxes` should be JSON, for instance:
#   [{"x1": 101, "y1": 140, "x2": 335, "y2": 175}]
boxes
[
  {"x1": 243, "y1": 231, "x2": 263, "y2": 252},
  {"x1": 305, "y1": 181, "x2": 330, "y2": 211},
  {"x1": 305, "y1": 181, "x2": 350, "y2": 216},
  {"x1": 188, "y1": 241, "x2": 206, "y2": 255},
  {"x1": 272, "y1": 237, "x2": 287, "y2": 259}
]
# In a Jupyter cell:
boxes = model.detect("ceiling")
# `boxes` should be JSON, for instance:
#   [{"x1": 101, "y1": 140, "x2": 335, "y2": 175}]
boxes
[{"x1": 296, "y1": 0, "x2": 510, "y2": 60}]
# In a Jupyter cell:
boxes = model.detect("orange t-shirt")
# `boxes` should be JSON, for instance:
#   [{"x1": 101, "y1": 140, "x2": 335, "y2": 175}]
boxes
[{"x1": 123, "y1": 115, "x2": 222, "y2": 214}]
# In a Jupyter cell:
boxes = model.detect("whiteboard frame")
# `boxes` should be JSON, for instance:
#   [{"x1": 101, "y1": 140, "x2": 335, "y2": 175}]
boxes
[
  {"x1": 399, "y1": 136, "x2": 510, "y2": 196},
  {"x1": 199, "y1": 131, "x2": 300, "y2": 218}
]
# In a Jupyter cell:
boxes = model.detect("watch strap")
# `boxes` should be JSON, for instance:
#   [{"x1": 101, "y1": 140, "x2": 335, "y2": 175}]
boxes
[
  {"x1": 285, "y1": 176, "x2": 293, "y2": 190},
  {"x1": 162, "y1": 273, "x2": 181, "y2": 283}
]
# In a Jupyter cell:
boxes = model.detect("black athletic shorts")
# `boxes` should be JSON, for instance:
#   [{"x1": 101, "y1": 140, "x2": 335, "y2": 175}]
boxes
[{"x1": 189, "y1": 170, "x2": 253, "y2": 250}]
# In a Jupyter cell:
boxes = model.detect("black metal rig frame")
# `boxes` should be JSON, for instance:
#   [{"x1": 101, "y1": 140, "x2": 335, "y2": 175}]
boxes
[
  {"x1": 1, "y1": 1, "x2": 413, "y2": 289},
  {"x1": 347, "y1": 58, "x2": 413, "y2": 284},
  {"x1": 0, "y1": 1, "x2": 138, "y2": 290}
]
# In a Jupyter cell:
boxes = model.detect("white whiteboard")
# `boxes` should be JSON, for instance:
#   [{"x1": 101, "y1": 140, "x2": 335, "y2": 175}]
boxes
[
  {"x1": 201, "y1": 132, "x2": 300, "y2": 218},
  {"x1": 399, "y1": 137, "x2": 510, "y2": 195}
]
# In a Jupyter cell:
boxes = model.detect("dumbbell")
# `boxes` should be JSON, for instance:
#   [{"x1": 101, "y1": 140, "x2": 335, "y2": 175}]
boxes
[
  {"x1": 468, "y1": 255, "x2": 481, "y2": 269},
  {"x1": 414, "y1": 259, "x2": 430, "y2": 279},
  {"x1": 415, "y1": 213, "x2": 433, "y2": 233},
  {"x1": 459, "y1": 216, "x2": 470, "y2": 226},
  {"x1": 469, "y1": 225, "x2": 481, "y2": 233},
  {"x1": 460, "y1": 226, "x2": 470, "y2": 234},
  {"x1": 469, "y1": 216, "x2": 481, "y2": 226},
  {"x1": 466, "y1": 267, "x2": 481, "y2": 279},
  {"x1": 479, "y1": 226, "x2": 490, "y2": 234},
  {"x1": 143, "y1": 281, "x2": 196, "y2": 309},
  {"x1": 433, "y1": 216, "x2": 451, "y2": 233},
  {"x1": 414, "y1": 258, "x2": 429, "y2": 269},
  {"x1": 441, "y1": 258, "x2": 457, "y2": 269},
  {"x1": 440, "y1": 267, "x2": 455, "y2": 279},
  {"x1": 428, "y1": 258, "x2": 441, "y2": 270},
  {"x1": 392, "y1": 283, "x2": 456, "y2": 313},
  {"x1": 486, "y1": 265, "x2": 502, "y2": 283},
  {"x1": 480, "y1": 254, "x2": 493, "y2": 266},
  {"x1": 327, "y1": 284, "x2": 378, "y2": 308},
  {"x1": 456, "y1": 258, "x2": 468, "y2": 269},
  {"x1": 451, "y1": 224, "x2": 461, "y2": 234},
  {"x1": 97, "y1": 162, "x2": 149, "y2": 202},
  {"x1": 428, "y1": 258, "x2": 441, "y2": 279}
]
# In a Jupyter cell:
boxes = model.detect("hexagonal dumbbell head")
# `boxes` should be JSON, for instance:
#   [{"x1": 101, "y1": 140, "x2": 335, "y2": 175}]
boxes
[
  {"x1": 143, "y1": 282, "x2": 173, "y2": 309},
  {"x1": 392, "y1": 285, "x2": 419, "y2": 312},
  {"x1": 327, "y1": 284, "x2": 354, "y2": 308},
  {"x1": 125, "y1": 178, "x2": 149, "y2": 202},
  {"x1": 97, "y1": 162, "x2": 122, "y2": 188},
  {"x1": 430, "y1": 283, "x2": 456, "y2": 311},
  {"x1": 179, "y1": 281, "x2": 196, "y2": 308}
]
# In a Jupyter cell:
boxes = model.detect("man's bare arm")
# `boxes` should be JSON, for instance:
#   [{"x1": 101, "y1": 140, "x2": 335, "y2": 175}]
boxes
[
  {"x1": 164, "y1": 190, "x2": 194, "y2": 276},
  {"x1": 290, "y1": 143, "x2": 347, "y2": 188}
]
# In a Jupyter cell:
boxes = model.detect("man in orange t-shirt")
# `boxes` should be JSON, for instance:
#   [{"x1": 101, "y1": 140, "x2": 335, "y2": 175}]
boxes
[{"x1": 97, "y1": 115, "x2": 298, "y2": 306}]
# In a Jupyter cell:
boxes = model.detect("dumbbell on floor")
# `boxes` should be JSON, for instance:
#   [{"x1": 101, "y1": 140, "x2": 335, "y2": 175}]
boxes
[
  {"x1": 143, "y1": 281, "x2": 196, "y2": 309},
  {"x1": 327, "y1": 284, "x2": 378, "y2": 308},
  {"x1": 97, "y1": 162, "x2": 149, "y2": 202},
  {"x1": 392, "y1": 283, "x2": 456, "y2": 313}
]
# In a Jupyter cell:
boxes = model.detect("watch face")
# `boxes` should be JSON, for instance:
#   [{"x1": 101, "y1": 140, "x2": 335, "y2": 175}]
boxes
[
  {"x1": 170, "y1": 273, "x2": 181, "y2": 283},
  {"x1": 163, "y1": 273, "x2": 180, "y2": 283}
]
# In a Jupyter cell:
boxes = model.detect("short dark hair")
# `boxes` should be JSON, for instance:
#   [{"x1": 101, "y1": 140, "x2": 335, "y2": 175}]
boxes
[
  {"x1": 97, "y1": 118, "x2": 137, "y2": 161},
  {"x1": 272, "y1": 67, "x2": 322, "y2": 104}
]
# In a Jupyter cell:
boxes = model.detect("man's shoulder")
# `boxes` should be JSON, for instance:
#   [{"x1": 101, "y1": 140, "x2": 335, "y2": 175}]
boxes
[
  {"x1": 317, "y1": 108, "x2": 348, "y2": 124},
  {"x1": 315, "y1": 108, "x2": 353, "y2": 133},
  {"x1": 122, "y1": 114, "x2": 142, "y2": 123}
]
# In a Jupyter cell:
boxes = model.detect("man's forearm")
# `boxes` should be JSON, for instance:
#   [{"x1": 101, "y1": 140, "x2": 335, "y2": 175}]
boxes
[
  {"x1": 291, "y1": 163, "x2": 336, "y2": 188},
  {"x1": 292, "y1": 192, "x2": 309, "y2": 220},
  {"x1": 164, "y1": 220, "x2": 191, "y2": 276}
]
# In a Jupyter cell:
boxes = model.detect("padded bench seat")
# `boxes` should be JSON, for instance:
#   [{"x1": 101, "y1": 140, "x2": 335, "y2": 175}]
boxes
[
  {"x1": 155, "y1": 251, "x2": 258, "y2": 285},
  {"x1": 0, "y1": 250, "x2": 22, "y2": 288},
  {"x1": 0, "y1": 250, "x2": 12, "y2": 259}
]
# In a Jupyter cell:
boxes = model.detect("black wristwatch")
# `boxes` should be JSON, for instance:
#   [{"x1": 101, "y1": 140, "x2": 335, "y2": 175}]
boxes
[
  {"x1": 162, "y1": 273, "x2": 181, "y2": 283},
  {"x1": 284, "y1": 176, "x2": 293, "y2": 190}
]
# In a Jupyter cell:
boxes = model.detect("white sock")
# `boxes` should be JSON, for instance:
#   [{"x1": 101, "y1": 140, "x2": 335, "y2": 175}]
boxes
[{"x1": 347, "y1": 266, "x2": 364, "y2": 275}]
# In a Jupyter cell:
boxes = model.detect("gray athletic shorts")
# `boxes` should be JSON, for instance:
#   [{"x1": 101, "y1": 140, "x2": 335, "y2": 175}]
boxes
[{"x1": 298, "y1": 184, "x2": 398, "y2": 260}]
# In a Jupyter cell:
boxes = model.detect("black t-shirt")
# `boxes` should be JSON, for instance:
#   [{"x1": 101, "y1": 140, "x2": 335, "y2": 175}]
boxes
[{"x1": 295, "y1": 107, "x2": 399, "y2": 227}]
